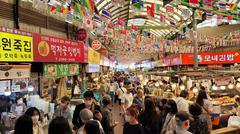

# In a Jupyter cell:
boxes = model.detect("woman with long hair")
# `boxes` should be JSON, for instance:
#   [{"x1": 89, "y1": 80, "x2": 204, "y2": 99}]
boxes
[
  {"x1": 196, "y1": 89, "x2": 213, "y2": 130},
  {"x1": 161, "y1": 99, "x2": 178, "y2": 134},
  {"x1": 139, "y1": 98, "x2": 162, "y2": 134},
  {"x1": 25, "y1": 107, "x2": 44, "y2": 134}
]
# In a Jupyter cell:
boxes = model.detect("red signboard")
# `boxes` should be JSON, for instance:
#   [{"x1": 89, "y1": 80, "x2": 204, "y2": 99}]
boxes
[
  {"x1": 182, "y1": 51, "x2": 240, "y2": 65},
  {"x1": 76, "y1": 29, "x2": 87, "y2": 41},
  {"x1": 33, "y1": 33, "x2": 87, "y2": 63}
]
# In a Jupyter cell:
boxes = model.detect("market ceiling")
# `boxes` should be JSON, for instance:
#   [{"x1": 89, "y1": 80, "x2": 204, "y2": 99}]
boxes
[{"x1": 94, "y1": 0, "x2": 240, "y2": 64}]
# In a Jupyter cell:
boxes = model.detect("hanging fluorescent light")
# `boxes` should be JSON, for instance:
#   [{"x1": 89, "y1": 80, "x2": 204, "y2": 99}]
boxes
[
  {"x1": 180, "y1": 85, "x2": 186, "y2": 90},
  {"x1": 236, "y1": 83, "x2": 240, "y2": 88},
  {"x1": 28, "y1": 85, "x2": 34, "y2": 92},
  {"x1": 4, "y1": 88, "x2": 11, "y2": 96},
  {"x1": 155, "y1": 82, "x2": 160, "y2": 87},
  {"x1": 212, "y1": 85, "x2": 218, "y2": 90},
  {"x1": 193, "y1": 87, "x2": 198, "y2": 93},
  {"x1": 228, "y1": 83, "x2": 234, "y2": 89},
  {"x1": 220, "y1": 86, "x2": 226, "y2": 90}
]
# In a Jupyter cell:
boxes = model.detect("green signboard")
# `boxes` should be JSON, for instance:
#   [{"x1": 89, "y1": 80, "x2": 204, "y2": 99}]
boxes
[{"x1": 44, "y1": 63, "x2": 79, "y2": 78}]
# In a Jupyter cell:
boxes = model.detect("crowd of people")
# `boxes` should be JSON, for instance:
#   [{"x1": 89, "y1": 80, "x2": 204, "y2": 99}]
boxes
[{"x1": 10, "y1": 73, "x2": 240, "y2": 134}]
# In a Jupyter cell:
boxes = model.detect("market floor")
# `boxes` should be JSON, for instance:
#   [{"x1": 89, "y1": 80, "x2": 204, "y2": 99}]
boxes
[{"x1": 112, "y1": 104, "x2": 124, "y2": 134}]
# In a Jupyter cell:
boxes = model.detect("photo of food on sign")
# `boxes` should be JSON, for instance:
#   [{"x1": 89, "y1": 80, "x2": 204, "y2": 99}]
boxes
[
  {"x1": 38, "y1": 41, "x2": 49, "y2": 56},
  {"x1": 12, "y1": 78, "x2": 28, "y2": 92},
  {"x1": 47, "y1": 64, "x2": 56, "y2": 76},
  {"x1": 91, "y1": 40, "x2": 101, "y2": 50},
  {"x1": 70, "y1": 64, "x2": 77, "y2": 75}
]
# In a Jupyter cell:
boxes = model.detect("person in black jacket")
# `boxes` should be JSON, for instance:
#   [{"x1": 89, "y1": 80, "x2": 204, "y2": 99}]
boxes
[{"x1": 72, "y1": 91, "x2": 101, "y2": 130}]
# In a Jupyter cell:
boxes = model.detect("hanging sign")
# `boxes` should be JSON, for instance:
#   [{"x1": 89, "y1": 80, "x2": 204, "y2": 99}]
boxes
[
  {"x1": 86, "y1": 64, "x2": 100, "y2": 73},
  {"x1": 33, "y1": 33, "x2": 87, "y2": 63},
  {"x1": 43, "y1": 63, "x2": 79, "y2": 78},
  {"x1": 0, "y1": 27, "x2": 33, "y2": 62},
  {"x1": 76, "y1": 29, "x2": 87, "y2": 41},
  {"x1": 91, "y1": 40, "x2": 101, "y2": 50},
  {"x1": 88, "y1": 48, "x2": 100, "y2": 64},
  {"x1": 0, "y1": 64, "x2": 31, "y2": 80}
]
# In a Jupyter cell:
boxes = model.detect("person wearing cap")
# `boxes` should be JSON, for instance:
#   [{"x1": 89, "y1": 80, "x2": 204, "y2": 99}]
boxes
[
  {"x1": 72, "y1": 91, "x2": 101, "y2": 130},
  {"x1": 166, "y1": 111, "x2": 192, "y2": 134},
  {"x1": 175, "y1": 90, "x2": 189, "y2": 113},
  {"x1": 54, "y1": 96, "x2": 73, "y2": 126},
  {"x1": 101, "y1": 95, "x2": 119, "y2": 134}
]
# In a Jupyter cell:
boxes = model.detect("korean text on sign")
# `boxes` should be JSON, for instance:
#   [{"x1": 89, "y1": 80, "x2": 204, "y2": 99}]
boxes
[{"x1": 0, "y1": 32, "x2": 33, "y2": 61}]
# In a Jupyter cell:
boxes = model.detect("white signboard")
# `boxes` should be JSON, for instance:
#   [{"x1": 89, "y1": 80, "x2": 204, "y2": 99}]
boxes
[{"x1": 0, "y1": 65, "x2": 31, "y2": 80}]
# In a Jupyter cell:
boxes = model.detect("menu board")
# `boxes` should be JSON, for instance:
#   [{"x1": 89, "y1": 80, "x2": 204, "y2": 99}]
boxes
[{"x1": 43, "y1": 63, "x2": 79, "y2": 78}]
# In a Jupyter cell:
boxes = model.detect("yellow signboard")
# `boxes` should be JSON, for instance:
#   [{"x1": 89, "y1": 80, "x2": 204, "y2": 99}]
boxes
[
  {"x1": 0, "y1": 32, "x2": 33, "y2": 61},
  {"x1": 88, "y1": 47, "x2": 100, "y2": 64}
]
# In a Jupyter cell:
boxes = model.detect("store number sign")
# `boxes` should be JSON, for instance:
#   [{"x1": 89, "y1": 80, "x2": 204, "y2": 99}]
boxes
[{"x1": 0, "y1": 27, "x2": 33, "y2": 62}]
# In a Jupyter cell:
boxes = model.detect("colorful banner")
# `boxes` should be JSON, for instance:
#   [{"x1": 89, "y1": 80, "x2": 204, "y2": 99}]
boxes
[
  {"x1": 0, "y1": 27, "x2": 33, "y2": 62},
  {"x1": 182, "y1": 51, "x2": 240, "y2": 65},
  {"x1": 88, "y1": 47, "x2": 100, "y2": 64},
  {"x1": 43, "y1": 63, "x2": 79, "y2": 78},
  {"x1": 33, "y1": 33, "x2": 87, "y2": 63}
]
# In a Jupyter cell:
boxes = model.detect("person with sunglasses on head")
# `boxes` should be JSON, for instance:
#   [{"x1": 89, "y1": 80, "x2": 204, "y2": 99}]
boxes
[{"x1": 73, "y1": 91, "x2": 102, "y2": 130}]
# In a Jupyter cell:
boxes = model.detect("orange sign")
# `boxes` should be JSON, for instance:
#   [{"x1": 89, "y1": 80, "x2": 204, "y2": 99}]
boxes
[{"x1": 91, "y1": 40, "x2": 101, "y2": 50}]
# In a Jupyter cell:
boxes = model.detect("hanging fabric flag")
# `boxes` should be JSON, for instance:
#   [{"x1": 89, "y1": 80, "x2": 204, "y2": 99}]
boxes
[
  {"x1": 117, "y1": 17, "x2": 126, "y2": 26},
  {"x1": 194, "y1": 10, "x2": 203, "y2": 20},
  {"x1": 206, "y1": 12, "x2": 213, "y2": 20},
  {"x1": 132, "y1": 0, "x2": 142, "y2": 10},
  {"x1": 227, "y1": 15, "x2": 233, "y2": 21},
  {"x1": 229, "y1": 3, "x2": 238, "y2": 13},
  {"x1": 131, "y1": 25, "x2": 138, "y2": 31},
  {"x1": 160, "y1": 14, "x2": 166, "y2": 23},
  {"x1": 169, "y1": 20, "x2": 176, "y2": 27},
  {"x1": 181, "y1": 8, "x2": 190, "y2": 17},
  {"x1": 65, "y1": 12, "x2": 73, "y2": 24},
  {"x1": 93, "y1": 14, "x2": 102, "y2": 27},
  {"x1": 82, "y1": 0, "x2": 94, "y2": 12},
  {"x1": 155, "y1": 3, "x2": 161, "y2": 11},
  {"x1": 218, "y1": 2, "x2": 226, "y2": 11},
  {"x1": 84, "y1": 16, "x2": 93, "y2": 29},
  {"x1": 147, "y1": 3, "x2": 155, "y2": 17},
  {"x1": 56, "y1": 4, "x2": 61, "y2": 12},
  {"x1": 217, "y1": 14, "x2": 223, "y2": 20},
  {"x1": 189, "y1": 0, "x2": 198, "y2": 6},
  {"x1": 203, "y1": 0, "x2": 212, "y2": 9},
  {"x1": 165, "y1": 6, "x2": 174, "y2": 12},
  {"x1": 50, "y1": 5, "x2": 56, "y2": 13},
  {"x1": 101, "y1": 9, "x2": 112, "y2": 22}
]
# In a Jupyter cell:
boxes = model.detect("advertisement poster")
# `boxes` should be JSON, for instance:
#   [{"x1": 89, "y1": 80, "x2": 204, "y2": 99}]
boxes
[
  {"x1": 12, "y1": 78, "x2": 29, "y2": 92},
  {"x1": 0, "y1": 80, "x2": 10, "y2": 95},
  {"x1": 0, "y1": 27, "x2": 33, "y2": 62},
  {"x1": 33, "y1": 33, "x2": 87, "y2": 63},
  {"x1": 43, "y1": 63, "x2": 79, "y2": 78}
]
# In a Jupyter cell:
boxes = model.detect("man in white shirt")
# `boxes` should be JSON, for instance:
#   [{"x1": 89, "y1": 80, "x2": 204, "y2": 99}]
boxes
[{"x1": 175, "y1": 90, "x2": 189, "y2": 113}]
